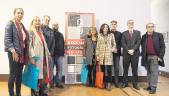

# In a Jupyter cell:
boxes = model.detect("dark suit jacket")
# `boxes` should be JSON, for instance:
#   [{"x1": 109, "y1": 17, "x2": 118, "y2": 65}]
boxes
[
  {"x1": 141, "y1": 32, "x2": 165, "y2": 67},
  {"x1": 41, "y1": 25, "x2": 55, "y2": 55},
  {"x1": 121, "y1": 30, "x2": 141, "y2": 57},
  {"x1": 111, "y1": 30, "x2": 122, "y2": 56}
]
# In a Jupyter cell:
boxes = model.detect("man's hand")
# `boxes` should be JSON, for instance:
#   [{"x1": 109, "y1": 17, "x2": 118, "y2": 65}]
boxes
[
  {"x1": 158, "y1": 57, "x2": 162, "y2": 62},
  {"x1": 128, "y1": 49, "x2": 134, "y2": 55}
]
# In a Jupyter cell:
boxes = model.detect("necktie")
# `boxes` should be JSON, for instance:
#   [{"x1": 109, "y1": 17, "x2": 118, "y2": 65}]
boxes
[{"x1": 129, "y1": 31, "x2": 133, "y2": 38}]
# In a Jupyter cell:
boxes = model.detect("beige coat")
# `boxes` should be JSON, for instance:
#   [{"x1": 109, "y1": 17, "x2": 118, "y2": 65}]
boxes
[
  {"x1": 96, "y1": 33, "x2": 116, "y2": 65},
  {"x1": 29, "y1": 30, "x2": 50, "y2": 79}
]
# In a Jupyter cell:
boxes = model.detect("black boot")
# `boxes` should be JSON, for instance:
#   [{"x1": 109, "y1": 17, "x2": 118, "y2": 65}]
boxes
[
  {"x1": 114, "y1": 83, "x2": 119, "y2": 88},
  {"x1": 121, "y1": 83, "x2": 128, "y2": 88},
  {"x1": 149, "y1": 86, "x2": 156, "y2": 94}
]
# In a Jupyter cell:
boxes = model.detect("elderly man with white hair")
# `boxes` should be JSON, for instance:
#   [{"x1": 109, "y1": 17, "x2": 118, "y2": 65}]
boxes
[{"x1": 141, "y1": 22, "x2": 165, "y2": 94}]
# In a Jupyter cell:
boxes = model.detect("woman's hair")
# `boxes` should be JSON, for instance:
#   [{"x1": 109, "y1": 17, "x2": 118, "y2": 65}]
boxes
[
  {"x1": 28, "y1": 16, "x2": 41, "y2": 32},
  {"x1": 99, "y1": 23, "x2": 111, "y2": 35},
  {"x1": 13, "y1": 8, "x2": 24, "y2": 14},
  {"x1": 87, "y1": 27, "x2": 98, "y2": 37}
]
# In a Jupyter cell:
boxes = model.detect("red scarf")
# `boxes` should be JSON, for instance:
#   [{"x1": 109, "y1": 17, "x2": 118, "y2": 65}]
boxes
[{"x1": 15, "y1": 21, "x2": 26, "y2": 63}]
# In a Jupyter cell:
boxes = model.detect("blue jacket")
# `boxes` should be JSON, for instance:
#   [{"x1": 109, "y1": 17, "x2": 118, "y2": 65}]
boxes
[{"x1": 4, "y1": 20, "x2": 29, "y2": 55}]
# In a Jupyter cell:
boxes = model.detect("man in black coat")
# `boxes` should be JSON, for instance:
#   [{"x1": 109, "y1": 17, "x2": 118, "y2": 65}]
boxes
[
  {"x1": 52, "y1": 22, "x2": 65, "y2": 88},
  {"x1": 121, "y1": 20, "x2": 141, "y2": 90},
  {"x1": 110, "y1": 20, "x2": 122, "y2": 88},
  {"x1": 141, "y1": 23, "x2": 165, "y2": 94}
]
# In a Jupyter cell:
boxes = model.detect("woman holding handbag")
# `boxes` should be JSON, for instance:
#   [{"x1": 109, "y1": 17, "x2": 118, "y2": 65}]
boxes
[
  {"x1": 28, "y1": 16, "x2": 51, "y2": 96},
  {"x1": 96, "y1": 23, "x2": 116, "y2": 91},
  {"x1": 84, "y1": 27, "x2": 97, "y2": 87}
]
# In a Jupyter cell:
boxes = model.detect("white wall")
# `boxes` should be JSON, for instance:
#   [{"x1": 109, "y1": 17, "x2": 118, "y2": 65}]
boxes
[
  {"x1": 151, "y1": 0, "x2": 169, "y2": 72},
  {"x1": 0, "y1": 0, "x2": 151, "y2": 75}
]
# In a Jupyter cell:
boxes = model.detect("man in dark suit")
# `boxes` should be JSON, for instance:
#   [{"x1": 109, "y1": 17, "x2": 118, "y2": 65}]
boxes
[
  {"x1": 110, "y1": 20, "x2": 122, "y2": 88},
  {"x1": 141, "y1": 23, "x2": 165, "y2": 94},
  {"x1": 121, "y1": 20, "x2": 141, "y2": 90},
  {"x1": 52, "y1": 22, "x2": 65, "y2": 88}
]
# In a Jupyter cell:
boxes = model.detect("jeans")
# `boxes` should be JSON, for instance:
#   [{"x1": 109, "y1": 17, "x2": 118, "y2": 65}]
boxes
[
  {"x1": 53, "y1": 56, "x2": 63, "y2": 85},
  {"x1": 49, "y1": 58, "x2": 54, "y2": 82},
  {"x1": 146, "y1": 56, "x2": 159, "y2": 87},
  {"x1": 8, "y1": 52, "x2": 23, "y2": 96},
  {"x1": 87, "y1": 64, "x2": 96, "y2": 86},
  {"x1": 112, "y1": 54, "x2": 120, "y2": 84}
]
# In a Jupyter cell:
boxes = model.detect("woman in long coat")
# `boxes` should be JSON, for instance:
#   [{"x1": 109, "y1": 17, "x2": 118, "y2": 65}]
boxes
[
  {"x1": 96, "y1": 23, "x2": 116, "y2": 91},
  {"x1": 29, "y1": 16, "x2": 51, "y2": 96},
  {"x1": 84, "y1": 27, "x2": 97, "y2": 87}
]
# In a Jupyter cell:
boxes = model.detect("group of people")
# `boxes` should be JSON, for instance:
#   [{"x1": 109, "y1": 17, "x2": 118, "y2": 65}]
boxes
[
  {"x1": 4, "y1": 8, "x2": 64, "y2": 96},
  {"x1": 84, "y1": 20, "x2": 165, "y2": 94},
  {"x1": 4, "y1": 8, "x2": 166, "y2": 96}
]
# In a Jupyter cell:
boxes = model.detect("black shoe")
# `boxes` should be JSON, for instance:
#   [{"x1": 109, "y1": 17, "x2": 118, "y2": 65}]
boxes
[
  {"x1": 15, "y1": 94, "x2": 21, "y2": 96},
  {"x1": 114, "y1": 83, "x2": 119, "y2": 88},
  {"x1": 143, "y1": 86, "x2": 151, "y2": 91},
  {"x1": 56, "y1": 84, "x2": 64, "y2": 88},
  {"x1": 121, "y1": 83, "x2": 128, "y2": 88},
  {"x1": 133, "y1": 85, "x2": 140, "y2": 90},
  {"x1": 88, "y1": 84, "x2": 94, "y2": 87},
  {"x1": 149, "y1": 90, "x2": 156, "y2": 94},
  {"x1": 149, "y1": 87, "x2": 156, "y2": 94}
]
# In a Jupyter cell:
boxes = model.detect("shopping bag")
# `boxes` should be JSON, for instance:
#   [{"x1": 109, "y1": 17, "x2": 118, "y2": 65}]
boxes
[
  {"x1": 95, "y1": 61, "x2": 104, "y2": 88},
  {"x1": 22, "y1": 56, "x2": 40, "y2": 90},
  {"x1": 80, "y1": 58, "x2": 88, "y2": 85}
]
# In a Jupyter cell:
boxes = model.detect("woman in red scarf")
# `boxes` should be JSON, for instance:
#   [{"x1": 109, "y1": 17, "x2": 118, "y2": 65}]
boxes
[{"x1": 4, "y1": 8, "x2": 29, "y2": 96}]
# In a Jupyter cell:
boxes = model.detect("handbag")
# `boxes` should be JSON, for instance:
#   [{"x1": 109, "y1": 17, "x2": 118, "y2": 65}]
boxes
[
  {"x1": 80, "y1": 58, "x2": 89, "y2": 85},
  {"x1": 95, "y1": 61, "x2": 104, "y2": 88},
  {"x1": 22, "y1": 56, "x2": 40, "y2": 90}
]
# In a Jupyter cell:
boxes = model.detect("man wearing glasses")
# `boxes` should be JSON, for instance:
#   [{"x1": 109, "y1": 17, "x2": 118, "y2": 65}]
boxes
[{"x1": 141, "y1": 23, "x2": 165, "y2": 94}]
